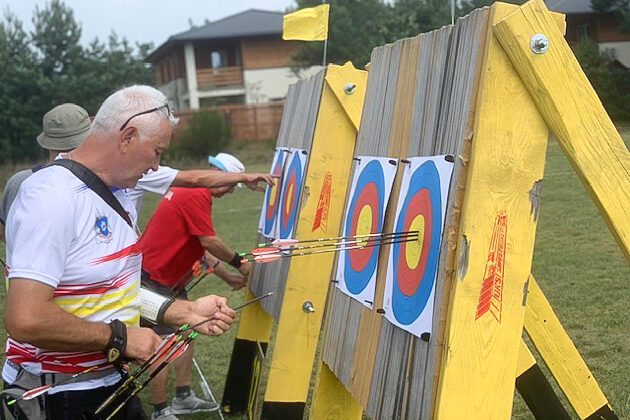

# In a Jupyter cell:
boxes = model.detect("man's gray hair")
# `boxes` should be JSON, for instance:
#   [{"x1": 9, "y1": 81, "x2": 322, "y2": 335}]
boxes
[{"x1": 91, "y1": 85, "x2": 179, "y2": 139}]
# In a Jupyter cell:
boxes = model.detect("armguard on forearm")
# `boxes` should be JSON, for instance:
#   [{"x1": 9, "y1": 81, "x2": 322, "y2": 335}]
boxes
[{"x1": 139, "y1": 286, "x2": 175, "y2": 324}]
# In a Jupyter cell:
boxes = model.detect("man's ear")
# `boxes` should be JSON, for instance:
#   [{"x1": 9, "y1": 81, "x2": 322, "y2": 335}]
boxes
[{"x1": 119, "y1": 127, "x2": 136, "y2": 152}]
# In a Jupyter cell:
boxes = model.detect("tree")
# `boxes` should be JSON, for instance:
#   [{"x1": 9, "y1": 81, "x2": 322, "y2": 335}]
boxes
[
  {"x1": 459, "y1": 0, "x2": 526, "y2": 15},
  {"x1": 164, "y1": 111, "x2": 232, "y2": 162},
  {"x1": 591, "y1": 0, "x2": 630, "y2": 32},
  {"x1": 0, "y1": 0, "x2": 155, "y2": 162},
  {"x1": 69, "y1": 33, "x2": 154, "y2": 114},
  {"x1": 291, "y1": 0, "x2": 392, "y2": 70},
  {"x1": 385, "y1": 0, "x2": 452, "y2": 41},
  {"x1": 31, "y1": 0, "x2": 82, "y2": 77},
  {"x1": 0, "y1": 12, "x2": 47, "y2": 161},
  {"x1": 572, "y1": 39, "x2": 630, "y2": 120}
]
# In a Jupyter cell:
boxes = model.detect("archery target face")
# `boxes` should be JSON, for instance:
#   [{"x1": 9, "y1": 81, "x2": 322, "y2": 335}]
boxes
[
  {"x1": 384, "y1": 156, "x2": 454, "y2": 337},
  {"x1": 259, "y1": 149, "x2": 287, "y2": 238},
  {"x1": 336, "y1": 157, "x2": 398, "y2": 308},
  {"x1": 277, "y1": 149, "x2": 307, "y2": 239}
]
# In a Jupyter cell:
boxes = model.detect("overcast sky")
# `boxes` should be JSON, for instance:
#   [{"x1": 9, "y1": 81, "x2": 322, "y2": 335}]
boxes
[{"x1": 4, "y1": 0, "x2": 296, "y2": 48}]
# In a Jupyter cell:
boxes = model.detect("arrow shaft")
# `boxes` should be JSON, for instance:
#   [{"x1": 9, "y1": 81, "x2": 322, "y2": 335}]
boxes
[
  {"x1": 253, "y1": 237, "x2": 418, "y2": 263},
  {"x1": 271, "y1": 232, "x2": 418, "y2": 254},
  {"x1": 264, "y1": 230, "x2": 418, "y2": 248},
  {"x1": 94, "y1": 334, "x2": 184, "y2": 415},
  {"x1": 9, "y1": 364, "x2": 108, "y2": 405},
  {"x1": 104, "y1": 337, "x2": 195, "y2": 420},
  {"x1": 181, "y1": 292, "x2": 273, "y2": 333},
  {"x1": 288, "y1": 237, "x2": 417, "y2": 257},
  {"x1": 97, "y1": 293, "x2": 273, "y2": 416}
]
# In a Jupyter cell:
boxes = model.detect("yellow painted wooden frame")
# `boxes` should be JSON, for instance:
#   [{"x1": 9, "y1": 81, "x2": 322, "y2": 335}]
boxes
[
  {"x1": 494, "y1": 0, "x2": 630, "y2": 261},
  {"x1": 263, "y1": 63, "x2": 366, "y2": 409},
  {"x1": 434, "y1": 2, "x2": 550, "y2": 417}
]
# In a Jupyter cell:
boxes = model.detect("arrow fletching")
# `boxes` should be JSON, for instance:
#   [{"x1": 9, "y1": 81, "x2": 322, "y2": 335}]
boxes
[
  {"x1": 254, "y1": 254, "x2": 282, "y2": 263},
  {"x1": 8, "y1": 363, "x2": 105, "y2": 405},
  {"x1": 251, "y1": 247, "x2": 280, "y2": 256},
  {"x1": 8, "y1": 385, "x2": 51, "y2": 404}
]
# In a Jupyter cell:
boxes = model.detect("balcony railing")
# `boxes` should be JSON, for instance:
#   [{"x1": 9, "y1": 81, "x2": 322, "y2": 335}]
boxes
[{"x1": 196, "y1": 66, "x2": 243, "y2": 90}]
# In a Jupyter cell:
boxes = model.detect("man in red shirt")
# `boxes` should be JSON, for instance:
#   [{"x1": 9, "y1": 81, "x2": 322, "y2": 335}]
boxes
[{"x1": 139, "y1": 153, "x2": 252, "y2": 420}]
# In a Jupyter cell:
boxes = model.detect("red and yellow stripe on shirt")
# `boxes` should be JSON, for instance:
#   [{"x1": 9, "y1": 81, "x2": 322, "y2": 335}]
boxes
[{"x1": 5, "y1": 245, "x2": 142, "y2": 374}]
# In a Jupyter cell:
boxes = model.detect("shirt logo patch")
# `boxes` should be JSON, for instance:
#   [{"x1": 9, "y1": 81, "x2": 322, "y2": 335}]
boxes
[{"x1": 95, "y1": 215, "x2": 113, "y2": 244}]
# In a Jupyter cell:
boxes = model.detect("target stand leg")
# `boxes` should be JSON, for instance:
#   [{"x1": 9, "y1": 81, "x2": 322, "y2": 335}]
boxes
[{"x1": 221, "y1": 288, "x2": 273, "y2": 416}]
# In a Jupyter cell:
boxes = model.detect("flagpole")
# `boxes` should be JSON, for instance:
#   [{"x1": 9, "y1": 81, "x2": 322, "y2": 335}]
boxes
[
  {"x1": 451, "y1": 0, "x2": 455, "y2": 25},
  {"x1": 322, "y1": 0, "x2": 328, "y2": 67}
]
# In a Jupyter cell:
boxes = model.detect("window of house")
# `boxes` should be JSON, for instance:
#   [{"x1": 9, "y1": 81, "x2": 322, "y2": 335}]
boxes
[
  {"x1": 211, "y1": 50, "x2": 229, "y2": 68},
  {"x1": 577, "y1": 23, "x2": 590, "y2": 42}
]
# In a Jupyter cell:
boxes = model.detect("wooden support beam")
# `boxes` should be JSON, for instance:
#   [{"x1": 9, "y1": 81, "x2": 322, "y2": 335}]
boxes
[
  {"x1": 434, "y1": 2, "x2": 550, "y2": 417},
  {"x1": 309, "y1": 362, "x2": 362, "y2": 419},
  {"x1": 516, "y1": 340, "x2": 572, "y2": 419},
  {"x1": 525, "y1": 276, "x2": 616, "y2": 419},
  {"x1": 494, "y1": 0, "x2": 630, "y2": 262},
  {"x1": 221, "y1": 287, "x2": 273, "y2": 414},
  {"x1": 261, "y1": 63, "x2": 366, "y2": 415}
]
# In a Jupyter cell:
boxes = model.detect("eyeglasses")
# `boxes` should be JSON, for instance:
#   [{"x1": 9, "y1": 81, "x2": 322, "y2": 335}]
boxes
[{"x1": 119, "y1": 103, "x2": 171, "y2": 131}]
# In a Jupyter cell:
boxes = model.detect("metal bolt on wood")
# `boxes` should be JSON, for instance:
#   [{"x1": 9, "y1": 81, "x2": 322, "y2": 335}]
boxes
[
  {"x1": 302, "y1": 301, "x2": 315, "y2": 313},
  {"x1": 530, "y1": 34, "x2": 549, "y2": 54}
]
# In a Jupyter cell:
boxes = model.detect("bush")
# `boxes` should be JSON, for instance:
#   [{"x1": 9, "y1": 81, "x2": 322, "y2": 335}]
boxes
[
  {"x1": 573, "y1": 39, "x2": 630, "y2": 121},
  {"x1": 166, "y1": 110, "x2": 232, "y2": 162}
]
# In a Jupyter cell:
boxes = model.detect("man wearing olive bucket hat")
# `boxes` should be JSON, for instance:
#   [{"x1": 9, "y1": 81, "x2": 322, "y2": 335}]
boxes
[
  {"x1": 0, "y1": 103, "x2": 90, "y2": 241},
  {"x1": 0, "y1": 103, "x2": 275, "y2": 241}
]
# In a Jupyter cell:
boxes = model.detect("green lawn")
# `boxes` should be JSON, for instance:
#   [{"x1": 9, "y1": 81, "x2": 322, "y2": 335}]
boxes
[
  {"x1": 520, "y1": 125, "x2": 630, "y2": 419},
  {"x1": 1, "y1": 128, "x2": 629, "y2": 419}
]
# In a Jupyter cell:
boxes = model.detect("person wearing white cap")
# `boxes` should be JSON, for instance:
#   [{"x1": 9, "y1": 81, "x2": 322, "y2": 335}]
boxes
[
  {"x1": 138, "y1": 152, "x2": 253, "y2": 420},
  {"x1": 207, "y1": 152, "x2": 245, "y2": 173}
]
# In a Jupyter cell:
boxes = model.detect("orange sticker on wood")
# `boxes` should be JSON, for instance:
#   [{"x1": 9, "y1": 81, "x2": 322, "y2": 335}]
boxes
[
  {"x1": 312, "y1": 172, "x2": 333, "y2": 233},
  {"x1": 475, "y1": 211, "x2": 507, "y2": 323}
]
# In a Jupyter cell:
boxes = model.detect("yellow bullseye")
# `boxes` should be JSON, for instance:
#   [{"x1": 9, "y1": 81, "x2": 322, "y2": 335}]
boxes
[
  {"x1": 269, "y1": 184, "x2": 278, "y2": 206},
  {"x1": 356, "y1": 205, "x2": 373, "y2": 247},
  {"x1": 285, "y1": 184, "x2": 294, "y2": 214},
  {"x1": 405, "y1": 215, "x2": 425, "y2": 269}
]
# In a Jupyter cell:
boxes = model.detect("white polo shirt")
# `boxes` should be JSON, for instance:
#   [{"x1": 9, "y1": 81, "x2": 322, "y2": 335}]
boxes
[{"x1": 4, "y1": 166, "x2": 141, "y2": 392}]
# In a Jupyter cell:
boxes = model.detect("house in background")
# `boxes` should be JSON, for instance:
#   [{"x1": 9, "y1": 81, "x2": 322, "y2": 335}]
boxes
[
  {"x1": 546, "y1": 0, "x2": 630, "y2": 67},
  {"x1": 145, "y1": 9, "x2": 321, "y2": 110}
]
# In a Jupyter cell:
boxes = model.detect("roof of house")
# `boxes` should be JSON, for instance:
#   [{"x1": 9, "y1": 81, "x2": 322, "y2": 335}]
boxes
[
  {"x1": 146, "y1": 9, "x2": 284, "y2": 62},
  {"x1": 545, "y1": 0, "x2": 595, "y2": 14}
]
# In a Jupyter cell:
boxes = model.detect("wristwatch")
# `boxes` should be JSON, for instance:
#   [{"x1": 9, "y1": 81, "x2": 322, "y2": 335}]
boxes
[{"x1": 106, "y1": 319, "x2": 127, "y2": 364}]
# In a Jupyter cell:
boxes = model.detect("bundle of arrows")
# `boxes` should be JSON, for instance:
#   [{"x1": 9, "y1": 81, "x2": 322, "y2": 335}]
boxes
[
  {"x1": 240, "y1": 230, "x2": 420, "y2": 264},
  {"x1": 6, "y1": 292, "x2": 273, "y2": 419}
]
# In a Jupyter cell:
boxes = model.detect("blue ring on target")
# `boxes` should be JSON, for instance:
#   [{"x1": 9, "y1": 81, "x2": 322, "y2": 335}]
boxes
[
  {"x1": 278, "y1": 152, "x2": 303, "y2": 239},
  {"x1": 263, "y1": 149, "x2": 286, "y2": 236},
  {"x1": 391, "y1": 160, "x2": 442, "y2": 325},
  {"x1": 343, "y1": 159, "x2": 385, "y2": 294}
]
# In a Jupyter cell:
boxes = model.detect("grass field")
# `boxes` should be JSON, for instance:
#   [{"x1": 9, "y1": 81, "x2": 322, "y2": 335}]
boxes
[{"x1": 0, "y1": 128, "x2": 629, "y2": 419}]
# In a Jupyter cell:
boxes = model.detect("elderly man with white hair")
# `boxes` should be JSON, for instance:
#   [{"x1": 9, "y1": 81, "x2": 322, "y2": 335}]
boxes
[{"x1": 2, "y1": 85, "x2": 236, "y2": 419}]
